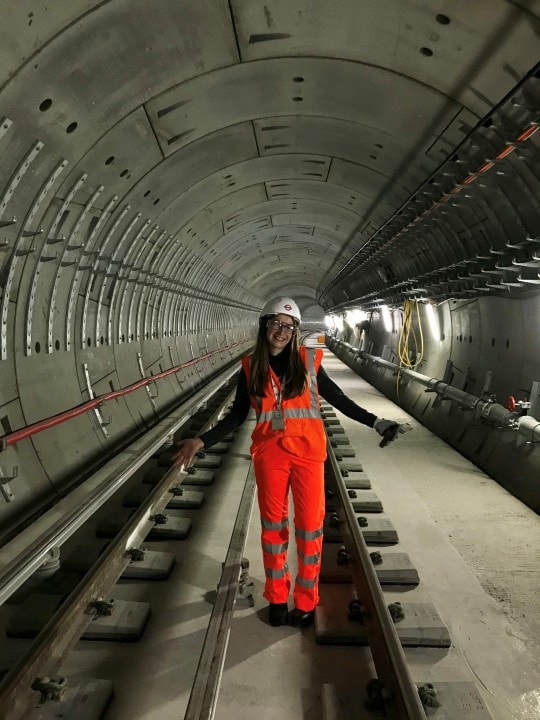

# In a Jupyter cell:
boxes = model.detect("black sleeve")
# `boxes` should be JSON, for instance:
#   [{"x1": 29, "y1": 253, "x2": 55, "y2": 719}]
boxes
[
  {"x1": 317, "y1": 365, "x2": 377, "y2": 428},
  {"x1": 198, "y1": 368, "x2": 251, "y2": 448}
]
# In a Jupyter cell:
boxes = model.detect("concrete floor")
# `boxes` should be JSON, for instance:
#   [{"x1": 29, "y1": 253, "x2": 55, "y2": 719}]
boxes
[{"x1": 44, "y1": 348, "x2": 540, "y2": 720}]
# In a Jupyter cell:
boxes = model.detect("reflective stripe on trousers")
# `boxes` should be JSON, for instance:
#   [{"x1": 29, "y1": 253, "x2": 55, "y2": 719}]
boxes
[{"x1": 253, "y1": 436, "x2": 325, "y2": 612}]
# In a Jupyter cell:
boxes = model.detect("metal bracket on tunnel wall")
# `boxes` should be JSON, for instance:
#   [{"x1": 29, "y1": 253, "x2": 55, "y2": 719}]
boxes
[
  {"x1": 429, "y1": 360, "x2": 453, "y2": 408},
  {"x1": 189, "y1": 341, "x2": 203, "y2": 384},
  {"x1": 82, "y1": 363, "x2": 111, "y2": 438},
  {"x1": 136, "y1": 352, "x2": 158, "y2": 410},
  {"x1": 379, "y1": 345, "x2": 396, "y2": 374},
  {"x1": 528, "y1": 381, "x2": 540, "y2": 421},
  {"x1": 0, "y1": 465, "x2": 17, "y2": 502},
  {"x1": 481, "y1": 370, "x2": 494, "y2": 397},
  {"x1": 168, "y1": 347, "x2": 184, "y2": 389}
]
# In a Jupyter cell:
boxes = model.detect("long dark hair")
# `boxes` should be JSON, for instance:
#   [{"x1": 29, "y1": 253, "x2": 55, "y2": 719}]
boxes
[{"x1": 248, "y1": 316, "x2": 308, "y2": 398}]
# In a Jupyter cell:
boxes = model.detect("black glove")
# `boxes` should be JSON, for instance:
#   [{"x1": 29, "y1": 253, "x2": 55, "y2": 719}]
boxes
[{"x1": 374, "y1": 418, "x2": 400, "y2": 448}]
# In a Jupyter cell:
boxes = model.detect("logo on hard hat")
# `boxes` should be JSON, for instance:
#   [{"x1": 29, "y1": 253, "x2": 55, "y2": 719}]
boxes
[{"x1": 284, "y1": 304, "x2": 292, "y2": 310}]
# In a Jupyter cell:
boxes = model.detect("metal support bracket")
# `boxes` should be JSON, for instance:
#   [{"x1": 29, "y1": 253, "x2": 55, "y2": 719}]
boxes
[
  {"x1": 16, "y1": 245, "x2": 36, "y2": 257},
  {"x1": 481, "y1": 370, "x2": 493, "y2": 396},
  {"x1": 528, "y1": 381, "x2": 540, "y2": 421},
  {"x1": 31, "y1": 676, "x2": 67, "y2": 705},
  {"x1": 190, "y1": 341, "x2": 203, "y2": 380},
  {"x1": 136, "y1": 352, "x2": 158, "y2": 409},
  {"x1": 0, "y1": 466, "x2": 17, "y2": 503},
  {"x1": 430, "y1": 360, "x2": 453, "y2": 406},
  {"x1": 454, "y1": 365, "x2": 474, "y2": 393},
  {"x1": 82, "y1": 363, "x2": 110, "y2": 438},
  {"x1": 236, "y1": 557, "x2": 255, "y2": 607},
  {"x1": 168, "y1": 347, "x2": 184, "y2": 389}
]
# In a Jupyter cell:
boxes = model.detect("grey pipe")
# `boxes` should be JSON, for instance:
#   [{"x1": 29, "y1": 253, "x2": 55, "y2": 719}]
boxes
[{"x1": 334, "y1": 341, "x2": 540, "y2": 444}]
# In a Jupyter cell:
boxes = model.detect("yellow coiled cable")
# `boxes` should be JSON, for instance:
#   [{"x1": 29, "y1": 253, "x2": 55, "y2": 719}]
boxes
[{"x1": 396, "y1": 300, "x2": 424, "y2": 399}]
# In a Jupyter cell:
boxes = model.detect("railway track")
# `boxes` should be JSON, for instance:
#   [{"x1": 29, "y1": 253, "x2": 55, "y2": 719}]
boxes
[
  {"x1": 0, "y1": 366, "x2": 240, "y2": 720},
  {"x1": 317, "y1": 402, "x2": 493, "y2": 719},
  {"x1": 0, "y1": 358, "x2": 497, "y2": 720}
]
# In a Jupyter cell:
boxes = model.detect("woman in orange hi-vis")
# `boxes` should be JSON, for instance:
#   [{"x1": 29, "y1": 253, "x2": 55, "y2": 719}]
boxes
[{"x1": 173, "y1": 297, "x2": 402, "y2": 628}]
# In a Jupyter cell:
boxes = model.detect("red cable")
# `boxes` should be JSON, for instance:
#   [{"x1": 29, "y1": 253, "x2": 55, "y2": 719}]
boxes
[{"x1": 1, "y1": 342, "x2": 246, "y2": 450}]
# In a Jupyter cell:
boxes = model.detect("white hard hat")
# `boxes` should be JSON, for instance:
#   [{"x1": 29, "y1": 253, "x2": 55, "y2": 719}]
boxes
[{"x1": 260, "y1": 297, "x2": 301, "y2": 323}]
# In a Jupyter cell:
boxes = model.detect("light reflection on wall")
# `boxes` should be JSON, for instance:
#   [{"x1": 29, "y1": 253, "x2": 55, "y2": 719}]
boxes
[{"x1": 425, "y1": 303, "x2": 441, "y2": 341}]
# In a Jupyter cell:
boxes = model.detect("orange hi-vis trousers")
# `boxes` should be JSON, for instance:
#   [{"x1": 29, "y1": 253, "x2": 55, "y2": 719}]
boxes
[{"x1": 252, "y1": 437, "x2": 325, "y2": 612}]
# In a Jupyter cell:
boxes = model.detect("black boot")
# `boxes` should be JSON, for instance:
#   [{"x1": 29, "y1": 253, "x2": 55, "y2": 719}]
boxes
[
  {"x1": 268, "y1": 603, "x2": 289, "y2": 627},
  {"x1": 289, "y1": 608, "x2": 315, "y2": 627}
]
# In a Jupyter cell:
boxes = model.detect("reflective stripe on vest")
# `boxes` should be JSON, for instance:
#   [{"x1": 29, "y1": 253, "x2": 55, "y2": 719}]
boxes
[
  {"x1": 243, "y1": 347, "x2": 322, "y2": 426},
  {"x1": 242, "y1": 347, "x2": 326, "y2": 460},
  {"x1": 257, "y1": 406, "x2": 320, "y2": 422}
]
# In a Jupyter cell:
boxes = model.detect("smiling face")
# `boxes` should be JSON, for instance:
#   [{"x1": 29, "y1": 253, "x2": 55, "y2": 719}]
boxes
[{"x1": 266, "y1": 313, "x2": 296, "y2": 355}]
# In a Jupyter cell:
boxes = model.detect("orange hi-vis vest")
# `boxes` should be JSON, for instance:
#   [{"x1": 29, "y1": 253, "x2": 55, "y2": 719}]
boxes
[{"x1": 242, "y1": 347, "x2": 327, "y2": 462}]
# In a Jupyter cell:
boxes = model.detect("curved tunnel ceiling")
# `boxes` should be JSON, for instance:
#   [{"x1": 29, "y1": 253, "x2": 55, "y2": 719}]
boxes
[{"x1": 0, "y1": 0, "x2": 539, "y2": 339}]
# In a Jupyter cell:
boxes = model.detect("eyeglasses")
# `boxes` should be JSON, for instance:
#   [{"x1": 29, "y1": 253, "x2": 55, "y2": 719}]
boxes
[{"x1": 266, "y1": 319, "x2": 296, "y2": 335}]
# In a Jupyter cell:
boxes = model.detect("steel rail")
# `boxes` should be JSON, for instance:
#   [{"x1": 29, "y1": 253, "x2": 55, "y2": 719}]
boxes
[
  {"x1": 325, "y1": 439, "x2": 426, "y2": 719},
  {"x1": 0, "y1": 464, "x2": 183, "y2": 719},
  {"x1": 0, "y1": 370, "x2": 240, "y2": 720},
  {"x1": 0, "y1": 364, "x2": 239, "y2": 606},
  {"x1": 184, "y1": 466, "x2": 257, "y2": 720}
]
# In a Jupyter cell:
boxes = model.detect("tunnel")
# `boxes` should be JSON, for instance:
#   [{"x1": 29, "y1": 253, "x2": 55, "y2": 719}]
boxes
[{"x1": 0, "y1": 3, "x2": 538, "y2": 720}]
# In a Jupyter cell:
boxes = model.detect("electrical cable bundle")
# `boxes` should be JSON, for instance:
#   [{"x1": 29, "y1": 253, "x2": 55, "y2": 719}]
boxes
[{"x1": 397, "y1": 300, "x2": 424, "y2": 370}]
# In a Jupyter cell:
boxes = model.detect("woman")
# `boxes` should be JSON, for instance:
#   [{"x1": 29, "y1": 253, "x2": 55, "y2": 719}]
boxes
[{"x1": 173, "y1": 297, "x2": 401, "y2": 628}]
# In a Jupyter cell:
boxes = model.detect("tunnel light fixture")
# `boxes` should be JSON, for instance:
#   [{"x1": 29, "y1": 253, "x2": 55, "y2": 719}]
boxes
[
  {"x1": 343, "y1": 308, "x2": 367, "y2": 328},
  {"x1": 351, "y1": 308, "x2": 367, "y2": 324},
  {"x1": 425, "y1": 303, "x2": 441, "y2": 341},
  {"x1": 381, "y1": 305, "x2": 393, "y2": 333},
  {"x1": 326, "y1": 314, "x2": 344, "y2": 332}
]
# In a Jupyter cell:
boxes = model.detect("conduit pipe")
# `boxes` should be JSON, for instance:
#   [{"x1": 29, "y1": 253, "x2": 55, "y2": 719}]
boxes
[{"x1": 336, "y1": 342, "x2": 540, "y2": 444}]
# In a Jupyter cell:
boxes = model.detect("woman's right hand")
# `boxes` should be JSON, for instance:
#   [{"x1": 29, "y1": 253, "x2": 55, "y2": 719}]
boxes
[{"x1": 172, "y1": 438, "x2": 205, "y2": 469}]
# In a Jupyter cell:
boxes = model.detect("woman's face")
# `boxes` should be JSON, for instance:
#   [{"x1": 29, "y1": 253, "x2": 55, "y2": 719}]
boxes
[{"x1": 266, "y1": 313, "x2": 296, "y2": 355}]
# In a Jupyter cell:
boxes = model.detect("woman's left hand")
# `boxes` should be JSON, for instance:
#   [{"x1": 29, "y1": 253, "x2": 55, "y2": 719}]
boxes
[{"x1": 172, "y1": 438, "x2": 204, "y2": 468}]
